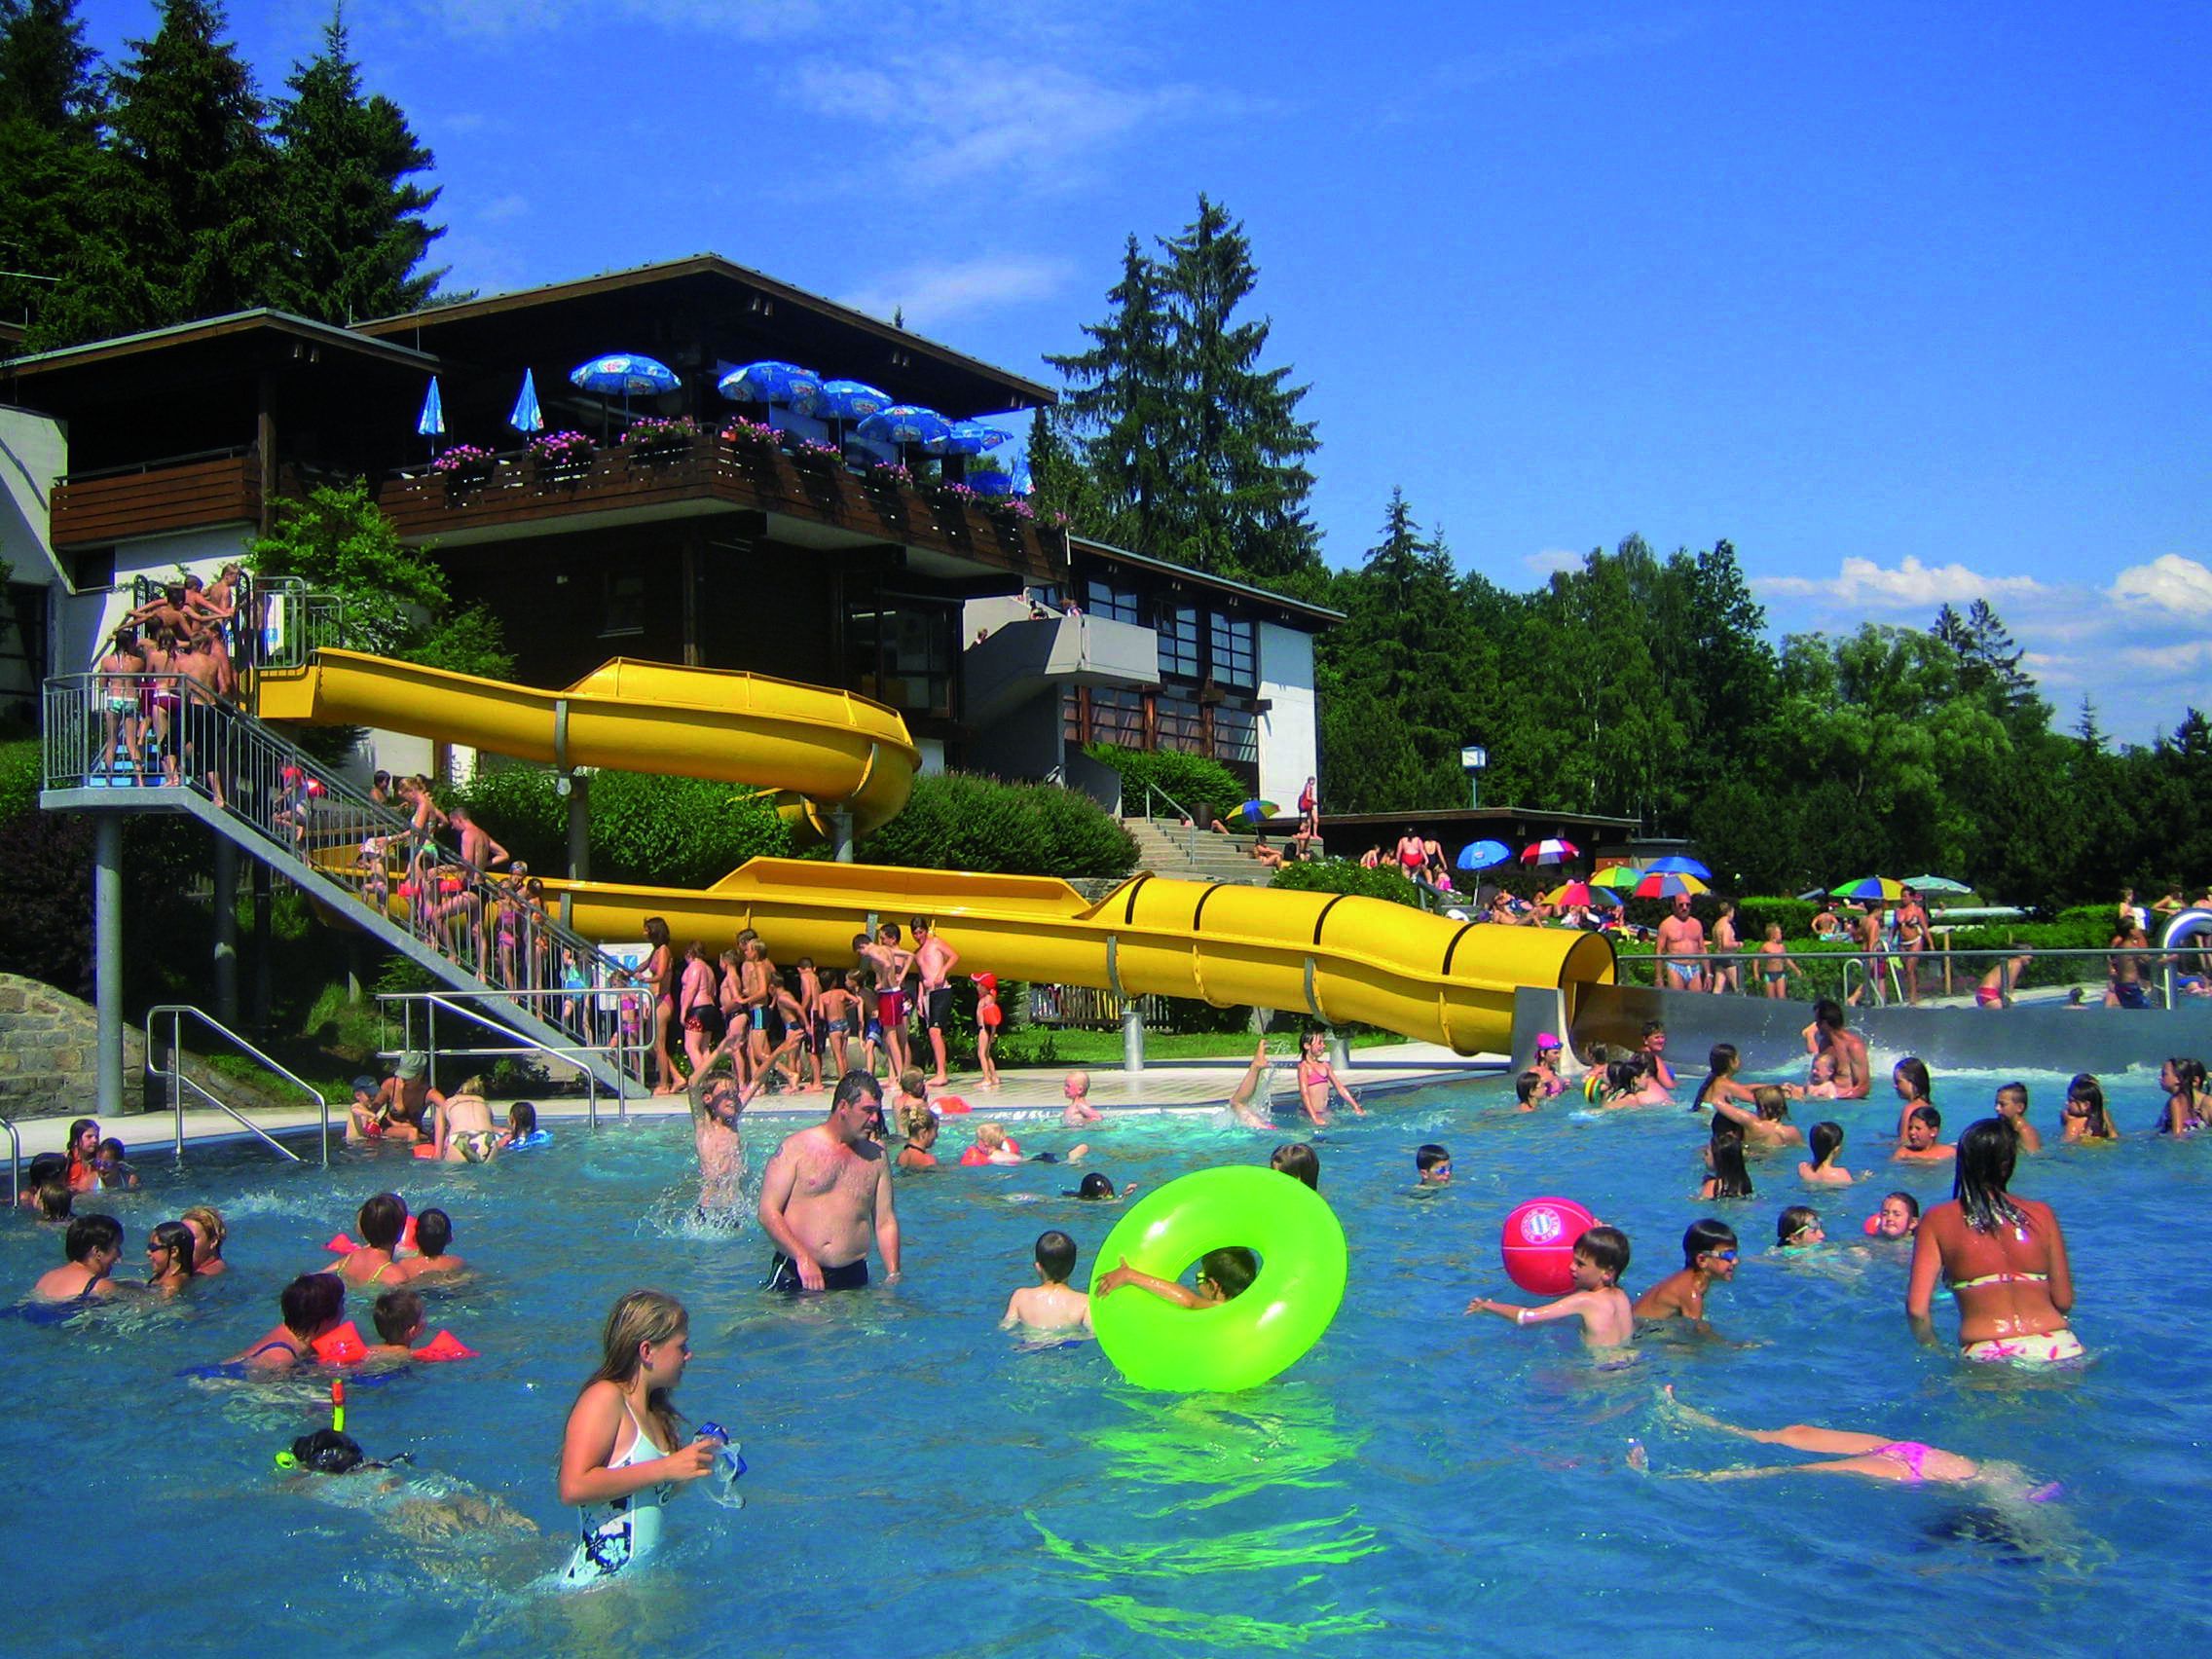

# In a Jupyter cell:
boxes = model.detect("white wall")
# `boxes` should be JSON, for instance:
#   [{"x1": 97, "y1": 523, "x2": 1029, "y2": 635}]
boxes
[
  {"x1": 0, "y1": 408, "x2": 65, "y2": 589},
  {"x1": 55, "y1": 524, "x2": 253, "y2": 673},
  {"x1": 1257, "y1": 621, "x2": 1317, "y2": 808}
]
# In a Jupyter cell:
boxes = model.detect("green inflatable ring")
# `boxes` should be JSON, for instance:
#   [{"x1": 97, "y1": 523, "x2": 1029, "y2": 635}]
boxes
[{"x1": 1088, "y1": 1165, "x2": 1348, "y2": 1392}]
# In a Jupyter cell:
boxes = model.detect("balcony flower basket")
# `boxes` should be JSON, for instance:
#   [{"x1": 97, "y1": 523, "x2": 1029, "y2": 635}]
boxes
[
  {"x1": 984, "y1": 494, "x2": 1036, "y2": 525},
  {"x1": 866, "y1": 461, "x2": 914, "y2": 494},
  {"x1": 429, "y1": 443, "x2": 498, "y2": 491},
  {"x1": 719, "y1": 418, "x2": 782, "y2": 454},
  {"x1": 621, "y1": 415, "x2": 699, "y2": 463},
  {"x1": 528, "y1": 429, "x2": 598, "y2": 481},
  {"x1": 790, "y1": 439, "x2": 845, "y2": 475}
]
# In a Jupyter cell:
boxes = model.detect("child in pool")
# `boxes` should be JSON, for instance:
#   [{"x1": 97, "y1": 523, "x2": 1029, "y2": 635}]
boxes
[
  {"x1": 1993, "y1": 1083, "x2": 2042, "y2": 1153},
  {"x1": 2061, "y1": 1074, "x2": 2118, "y2": 1143},
  {"x1": 1514, "y1": 1070, "x2": 1543, "y2": 1113},
  {"x1": 1891, "y1": 1057, "x2": 1935, "y2": 1144},
  {"x1": 1270, "y1": 1143, "x2": 1319, "y2": 1190},
  {"x1": 2157, "y1": 1057, "x2": 2207, "y2": 1135},
  {"x1": 1711, "y1": 1084, "x2": 1805, "y2": 1150},
  {"x1": 1638, "y1": 1020, "x2": 1677, "y2": 1091},
  {"x1": 897, "y1": 1104, "x2": 939, "y2": 1170},
  {"x1": 367, "y1": 1289, "x2": 428, "y2": 1359},
  {"x1": 498, "y1": 1100, "x2": 545, "y2": 1150},
  {"x1": 1530, "y1": 1033, "x2": 1568, "y2": 1095},
  {"x1": 1894, "y1": 1104, "x2": 1955, "y2": 1163},
  {"x1": 1801, "y1": 1051, "x2": 1841, "y2": 1100},
  {"x1": 94, "y1": 1138, "x2": 138, "y2": 1189},
  {"x1": 1000, "y1": 1230, "x2": 1092, "y2": 1333},
  {"x1": 959, "y1": 1122, "x2": 1025, "y2": 1166},
  {"x1": 334, "y1": 1194, "x2": 414, "y2": 1287},
  {"x1": 1633, "y1": 1220, "x2": 1738, "y2": 1322},
  {"x1": 1797, "y1": 1121, "x2": 1856, "y2": 1186},
  {"x1": 1465, "y1": 1225, "x2": 1634, "y2": 1350},
  {"x1": 1295, "y1": 1028, "x2": 1365, "y2": 1125},
  {"x1": 1415, "y1": 1144, "x2": 1453, "y2": 1186},
  {"x1": 1691, "y1": 1044, "x2": 1761, "y2": 1112},
  {"x1": 1068, "y1": 1171, "x2": 1137, "y2": 1201},
  {"x1": 1870, "y1": 1191, "x2": 1920, "y2": 1238},
  {"x1": 1775, "y1": 1206, "x2": 1825, "y2": 1251},
  {"x1": 406, "y1": 1208, "x2": 467, "y2": 1279},
  {"x1": 232, "y1": 1272, "x2": 347, "y2": 1373},
  {"x1": 1094, "y1": 1245, "x2": 1257, "y2": 1309},
  {"x1": 1700, "y1": 1124, "x2": 1754, "y2": 1200}
]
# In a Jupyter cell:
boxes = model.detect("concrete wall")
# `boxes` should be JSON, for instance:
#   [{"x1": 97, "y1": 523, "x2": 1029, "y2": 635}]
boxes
[
  {"x1": 56, "y1": 524, "x2": 251, "y2": 672},
  {"x1": 968, "y1": 688, "x2": 1062, "y2": 782},
  {"x1": 1257, "y1": 620, "x2": 1316, "y2": 807},
  {"x1": 0, "y1": 408, "x2": 65, "y2": 588}
]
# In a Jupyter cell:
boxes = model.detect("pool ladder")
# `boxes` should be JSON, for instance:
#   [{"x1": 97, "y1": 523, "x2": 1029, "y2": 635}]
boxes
[{"x1": 144, "y1": 1005, "x2": 331, "y2": 1167}]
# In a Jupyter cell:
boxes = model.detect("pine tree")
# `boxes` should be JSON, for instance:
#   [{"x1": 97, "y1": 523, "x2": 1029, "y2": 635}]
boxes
[
  {"x1": 269, "y1": 10, "x2": 444, "y2": 323},
  {"x1": 1043, "y1": 234, "x2": 1176, "y2": 551},
  {"x1": 0, "y1": 0, "x2": 104, "y2": 334},
  {"x1": 1156, "y1": 195, "x2": 1319, "y2": 583},
  {"x1": 33, "y1": 0, "x2": 275, "y2": 345}
]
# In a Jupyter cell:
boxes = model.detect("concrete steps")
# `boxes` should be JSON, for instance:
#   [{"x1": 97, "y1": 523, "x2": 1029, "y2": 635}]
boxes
[{"x1": 1123, "y1": 818, "x2": 1301, "y2": 886}]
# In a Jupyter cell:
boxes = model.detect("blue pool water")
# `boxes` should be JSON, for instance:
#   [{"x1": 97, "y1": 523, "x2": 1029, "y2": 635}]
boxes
[{"x1": 4, "y1": 1061, "x2": 2209, "y2": 1656}]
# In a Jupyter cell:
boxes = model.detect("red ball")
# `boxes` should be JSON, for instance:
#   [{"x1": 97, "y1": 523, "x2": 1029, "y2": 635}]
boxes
[{"x1": 1500, "y1": 1197, "x2": 1601, "y2": 1295}]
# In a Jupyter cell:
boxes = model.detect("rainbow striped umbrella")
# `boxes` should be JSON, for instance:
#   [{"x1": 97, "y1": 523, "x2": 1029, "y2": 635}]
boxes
[
  {"x1": 1521, "y1": 838, "x2": 1579, "y2": 866},
  {"x1": 1634, "y1": 871, "x2": 1709, "y2": 900},
  {"x1": 1832, "y1": 876, "x2": 1905, "y2": 902}
]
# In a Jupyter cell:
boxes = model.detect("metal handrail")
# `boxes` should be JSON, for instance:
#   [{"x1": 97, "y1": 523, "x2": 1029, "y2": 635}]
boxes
[
  {"x1": 143, "y1": 1005, "x2": 329, "y2": 1166},
  {"x1": 1603, "y1": 941, "x2": 2191, "y2": 1007},
  {"x1": 0, "y1": 1114, "x2": 18, "y2": 1207},
  {"x1": 378, "y1": 988, "x2": 633, "y2": 1127},
  {"x1": 43, "y1": 666, "x2": 652, "y2": 1090},
  {"x1": 1138, "y1": 781, "x2": 1195, "y2": 823}
]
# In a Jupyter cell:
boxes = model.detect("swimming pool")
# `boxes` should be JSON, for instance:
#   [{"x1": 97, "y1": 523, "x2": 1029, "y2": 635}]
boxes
[{"x1": 4, "y1": 1059, "x2": 2207, "y2": 1656}]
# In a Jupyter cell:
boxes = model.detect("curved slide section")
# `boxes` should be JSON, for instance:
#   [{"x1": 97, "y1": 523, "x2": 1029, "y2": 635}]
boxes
[
  {"x1": 252, "y1": 649, "x2": 919, "y2": 840},
  {"x1": 540, "y1": 859, "x2": 1615, "y2": 1057}
]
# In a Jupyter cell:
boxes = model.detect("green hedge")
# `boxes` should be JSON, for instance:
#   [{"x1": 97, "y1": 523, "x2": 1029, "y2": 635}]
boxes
[
  {"x1": 0, "y1": 738, "x2": 40, "y2": 823},
  {"x1": 1084, "y1": 744, "x2": 1250, "y2": 823},
  {"x1": 857, "y1": 773, "x2": 1137, "y2": 878},
  {"x1": 1269, "y1": 858, "x2": 1425, "y2": 907},
  {"x1": 457, "y1": 766, "x2": 793, "y2": 888}
]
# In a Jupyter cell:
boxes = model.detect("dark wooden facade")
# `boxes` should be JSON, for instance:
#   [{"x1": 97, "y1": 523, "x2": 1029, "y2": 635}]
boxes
[{"x1": 50, "y1": 451, "x2": 263, "y2": 549}]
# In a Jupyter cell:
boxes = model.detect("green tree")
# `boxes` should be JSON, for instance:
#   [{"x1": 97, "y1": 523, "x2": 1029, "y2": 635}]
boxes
[
  {"x1": 267, "y1": 10, "x2": 443, "y2": 323},
  {"x1": 32, "y1": 0, "x2": 275, "y2": 346},
  {"x1": 1042, "y1": 234, "x2": 1176, "y2": 552},
  {"x1": 248, "y1": 478, "x2": 511, "y2": 681},
  {"x1": 0, "y1": 0, "x2": 104, "y2": 334}
]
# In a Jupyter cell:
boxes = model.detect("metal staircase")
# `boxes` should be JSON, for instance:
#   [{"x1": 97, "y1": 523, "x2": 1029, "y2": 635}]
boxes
[{"x1": 40, "y1": 665, "x2": 639, "y2": 1099}]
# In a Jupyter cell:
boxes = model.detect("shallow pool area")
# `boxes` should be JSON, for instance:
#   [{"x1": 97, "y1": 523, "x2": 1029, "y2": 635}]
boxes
[{"x1": 6, "y1": 1060, "x2": 2210, "y2": 1656}]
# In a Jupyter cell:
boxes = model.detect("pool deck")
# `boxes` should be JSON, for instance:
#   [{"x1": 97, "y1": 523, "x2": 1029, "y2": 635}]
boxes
[{"x1": 9, "y1": 1042, "x2": 1502, "y2": 1160}]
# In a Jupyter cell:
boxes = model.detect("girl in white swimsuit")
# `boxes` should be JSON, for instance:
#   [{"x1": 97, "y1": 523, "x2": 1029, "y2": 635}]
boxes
[{"x1": 557, "y1": 1291, "x2": 718, "y2": 1585}]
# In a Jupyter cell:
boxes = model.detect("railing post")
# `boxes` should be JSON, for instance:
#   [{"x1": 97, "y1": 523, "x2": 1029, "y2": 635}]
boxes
[
  {"x1": 94, "y1": 817, "x2": 124, "y2": 1118},
  {"x1": 1122, "y1": 1003, "x2": 1144, "y2": 1076}
]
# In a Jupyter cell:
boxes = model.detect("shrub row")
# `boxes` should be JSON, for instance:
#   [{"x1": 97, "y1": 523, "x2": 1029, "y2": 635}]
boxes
[
  {"x1": 856, "y1": 773, "x2": 1137, "y2": 878},
  {"x1": 1268, "y1": 858, "x2": 1425, "y2": 907},
  {"x1": 456, "y1": 765, "x2": 793, "y2": 889},
  {"x1": 1083, "y1": 744, "x2": 1251, "y2": 823}
]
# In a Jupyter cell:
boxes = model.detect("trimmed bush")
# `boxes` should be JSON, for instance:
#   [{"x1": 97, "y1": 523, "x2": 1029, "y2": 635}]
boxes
[
  {"x1": 1269, "y1": 858, "x2": 1425, "y2": 908},
  {"x1": 455, "y1": 765, "x2": 793, "y2": 888},
  {"x1": 1084, "y1": 744, "x2": 1250, "y2": 824},
  {"x1": 858, "y1": 773, "x2": 1136, "y2": 878},
  {"x1": 0, "y1": 738, "x2": 40, "y2": 823}
]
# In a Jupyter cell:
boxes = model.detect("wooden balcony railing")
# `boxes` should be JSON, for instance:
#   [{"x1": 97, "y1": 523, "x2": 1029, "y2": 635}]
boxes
[
  {"x1": 372, "y1": 435, "x2": 1062, "y2": 581},
  {"x1": 50, "y1": 451, "x2": 262, "y2": 549}
]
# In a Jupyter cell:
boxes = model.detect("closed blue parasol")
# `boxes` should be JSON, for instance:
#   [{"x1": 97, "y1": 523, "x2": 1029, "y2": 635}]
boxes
[
  {"x1": 570, "y1": 353, "x2": 681, "y2": 397},
  {"x1": 857, "y1": 405, "x2": 952, "y2": 448},
  {"x1": 508, "y1": 368, "x2": 543, "y2": 435},
  {"x1": 1645, "y1": 855, "x2": 1711, "y2": 878},
  {"x1": 816, "y1": 379, "x2": 893, "y2": 422},
  {"x1": 1456, "y1": 839, "x2": 1512, "y2": 871},
  {"x1": 926, "y1": 420, "x2": 1011, "y2": 456},
  {"x1": 717, "y1": 360, "x2": 822, "y2": 411},
  {"x1": 416, "y1": 376, "x2": 445, "y2": 441}
]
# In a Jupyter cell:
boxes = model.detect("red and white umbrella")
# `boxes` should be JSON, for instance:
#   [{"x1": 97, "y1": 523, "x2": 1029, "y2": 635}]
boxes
[{"x1": 1521, "y1": 838, "x2": 1579, "y2": 866}]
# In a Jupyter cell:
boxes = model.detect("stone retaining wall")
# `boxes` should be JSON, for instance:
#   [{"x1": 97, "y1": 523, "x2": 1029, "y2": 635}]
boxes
[{"x1": 0, "y1": 974, "x2": 147, "y2": 1120}]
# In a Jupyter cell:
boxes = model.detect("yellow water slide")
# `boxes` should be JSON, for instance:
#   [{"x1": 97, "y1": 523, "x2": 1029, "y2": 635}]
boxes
[{"x1": 257, "y1": 651, "x2": 1612, "y2": 1054}]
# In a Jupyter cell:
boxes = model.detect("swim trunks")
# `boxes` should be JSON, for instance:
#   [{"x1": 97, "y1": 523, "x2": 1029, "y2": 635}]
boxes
[
  {"x1": 764, "y1": 1253, "x2": 869, "y2": 1293},
  {"x1": 876, "y1": 990, "x2": 907, "y2": 1026},
  {"x1": 1668, "y1": 959, "x2": 1702, "y2": 985},
  {"x1": 2113, "y1": 982, "x2": 2149, "y2": 1010},
  {"x1": 452, "y1": 1129, "x2": 498, "y2": 1163},
  {"x1": 1961, "y1": 1328, "x2": 2083, "y2": 1364},
  {"x1": 924, "y1": 986, "x2": 953, "y2": 1030}
]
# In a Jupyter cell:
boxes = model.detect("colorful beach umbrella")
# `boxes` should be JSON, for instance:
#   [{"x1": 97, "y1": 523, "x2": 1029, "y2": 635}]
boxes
[
  {"x1": 1456, "y1": 839, "x2": 1512, "y2": 871},
  {"x1": 1544, "y1": 882, "x2": 1623, "y2": 908},
  {"x1": 1521, "y1": 838, "x2": 1579, "y2": 866},
  {"x1": 1237, "y1": 798, "x2": 1280, "y2": 826},
  {"x1": 717, "y1": 359, "x2": 823, "y2": 411},
  {"x1": 508, "y1": 368, "x2": 543, "y2": 435},
  {"x1": 1832, "y1": 876, "x2": 1905, "y2": 902},
  {"x1": 1590, "y1": 865, "x2": 1644, "y2": 890},
  {"x1": 1634, "y1": 871, "x2": 1709, "y2": 899},
  {"x1": 1645, "y1": 855, "x2": 1711, "y2": 878}
]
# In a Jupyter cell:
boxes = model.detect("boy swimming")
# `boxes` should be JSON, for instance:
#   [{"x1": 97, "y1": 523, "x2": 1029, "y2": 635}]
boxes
[
  {"x1": 1633, "y1": 1219, "x2": 1738, "y2": 1323},
  {"x1": 1465, "y1": 1225, "x2": 1634, "y2": 1351},
  {"x1": 1094, "y1": 1246, "x2": 1258, "y2": 1309},
  {"x1": 999, "y1": 1231, "x2": 1092, "y2": 1333}
]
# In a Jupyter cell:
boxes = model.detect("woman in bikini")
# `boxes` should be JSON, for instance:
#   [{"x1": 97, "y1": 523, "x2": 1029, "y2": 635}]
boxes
[
  {"x1": 334, "y1": 1193, "x2": 415, "y2": 1288},
  {"x1": 1906, "y1": 1118, "x2": 2080, "y2": 1363},
  {"x1": 1295, "y1": 1028, "x2": 1364, "y2": 1126},
  {"x1": 231, "y1": 1272, "x2": 346, "y2": 1374},
  {"x1": 94, "y1": 628, "x2": 149, "y2": 782},
  {"x1": 557, "y1": 1291, "x2": 719, "y2": 1586},
  {"x1": 639, "y1": 916, "x2": 682, "y2": 1093}
]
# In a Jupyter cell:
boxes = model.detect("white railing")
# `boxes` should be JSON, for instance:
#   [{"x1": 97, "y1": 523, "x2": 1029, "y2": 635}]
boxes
[{"x1": 143, "y1": 1005, "x2": 329, "y2": 1166}]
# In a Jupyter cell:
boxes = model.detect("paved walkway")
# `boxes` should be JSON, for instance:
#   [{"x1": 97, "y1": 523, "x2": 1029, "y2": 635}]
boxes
[{"x1": 7, "y1": 1043, "x2": 1502, "y2": 1162}]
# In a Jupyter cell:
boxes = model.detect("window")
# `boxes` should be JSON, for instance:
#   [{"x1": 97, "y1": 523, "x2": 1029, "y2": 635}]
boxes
[
  {"x1": 1209, "y1": 611, "x2": 1256, "y2": 690},
  {"x1": 1158, "y1": 605, "x2": 1200, "y2": 680},
  {"x1": 602, "y1": 572, "x2": 645, "y2": 636},
  {"x1": 1212, "y1": 706, "x2": 1258, "y2": 764},
  {"x1": 1085, "y1": 578, "x2": 1141, "y2": 624},
  {"x1": 1088, "y1": 687, "x2": 1145, "y2": 747},
  {"x1": 850, "y1": 599, "x2": 956, "y2": 719},
  {"x1": 1156, "y1": 693, "x2": 1203, "y2": 754}
]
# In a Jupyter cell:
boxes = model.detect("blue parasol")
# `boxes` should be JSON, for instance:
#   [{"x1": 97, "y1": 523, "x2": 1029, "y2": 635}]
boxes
[
  {"x1": 570, "y1": 353, "x2": 681, "y2": 397},
  {"x1": 1456, "y1": 839, "x2": 1512, "y2": 871},
  {"x1": 508, "y1": 368, "x2": 543, "y2": 435},
  {"x1": 816, "y1": 379, "x2": 893, "y2": 422},
  {"x1": 857, "y1": 405, "x2": 952, "y2": 449},
  {"x1": 1645, "y1": 855, "x2": 1711, "y2": 878},
  {"x1": 416, "y1": 376, "x2": 445, "y2": 446},
  {"x1": 925, "y1": 420, "x2": 1011, "y2": 457},
  {"x1": 717, "y1": 360, "x2": 822, "y2": 411}
]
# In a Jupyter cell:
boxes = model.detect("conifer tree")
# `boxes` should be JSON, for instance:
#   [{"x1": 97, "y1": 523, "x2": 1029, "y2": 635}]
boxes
[
  {"x1": 1043, "y1": 234, "x2": 1176, "y2": 552},
  {"x1": 269, "y1": 10, "x2": 444, "y2": 323},
  {"x1": 0, "y1": 0, "x2": 104, "y2": 333}
]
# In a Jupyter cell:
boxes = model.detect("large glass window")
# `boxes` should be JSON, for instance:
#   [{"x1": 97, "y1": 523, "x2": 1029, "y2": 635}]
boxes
[
  {"x1": 1212, "y1": 706, "x2": 1258, "y2": 764},
  {"x1": 1159, "y1": 604, "x2": 1200, "y2": 681},
  {"x1": 1209, "y1": 611, "x2": 1257, "y2": 690},
  {"x1": 1085, "y1": 578, "x2": 1142, "y2": 624},
  {"x1": 1088, "y1": 686, "x2": 1145, "y2": 747},
  {"x1": 1156, "y1": 693, "x2": 1203, "y2": 754},
  {"x1": 848, "y1": 599, "x2": 956, "y2": 719}
]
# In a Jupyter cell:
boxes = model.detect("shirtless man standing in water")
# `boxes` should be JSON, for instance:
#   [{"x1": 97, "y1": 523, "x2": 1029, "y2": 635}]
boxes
[
  {"x1": 689, "y1": 1061, "x2": 757, "y2": 1219},
  {"x1": 757, "y1": 1070, "x2": 902, "y2": 1291},
  {"x1": 1803, "y1": 999, "x2": 1871, "y2": 1099}
]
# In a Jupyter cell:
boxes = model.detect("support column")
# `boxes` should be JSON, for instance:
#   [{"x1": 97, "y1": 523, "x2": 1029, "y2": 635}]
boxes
[
  {"x1": 566, "y1": 773, "x2": 591, "y2": 881},
  {"x1": 251, "y1": 862, "x2": 273, "y2": 1032},
  {"x1": 94, "y1": 817, "x2": 123, "y2": 1118},
  {"x1": 1122, "y1": 1005, "x2": 1145, "y2": 1076},
  {"x1": 831, "y1": 808, "x2": 854, "y2": 865},
  {"x1": 1328, "y1": 1031, "x2": 1350, "y2": 1074},
  {"x1": 212, "y1": 837, "x2": 239, "y2": 1025}
]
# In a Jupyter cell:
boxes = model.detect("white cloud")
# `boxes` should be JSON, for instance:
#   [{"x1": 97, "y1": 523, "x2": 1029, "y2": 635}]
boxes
[
  {"x1": 400, "y1": 0, "x2": 826, "y2": 40},
  {"x1": 2112, "y1": 554, "x2": 2212, "y2": 617},
  {"x1": 840, "y1": 255, "x2": 1073, "y2": 329},
  {"x1": 1756, "y1": 555, "x2": 2046, "y2": 608},
  {"x1": 1523, "y1": 547, "x2": 1582, "y2": 576},
  {"x1": 479, "y1": 193, "x2": 531, "y2": 225}
]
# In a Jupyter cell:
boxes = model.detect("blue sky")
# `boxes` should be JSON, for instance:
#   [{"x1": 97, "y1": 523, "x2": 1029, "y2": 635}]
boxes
[{"x1": 77, "y1": 1, "x2": 2212, "y2": 741}]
